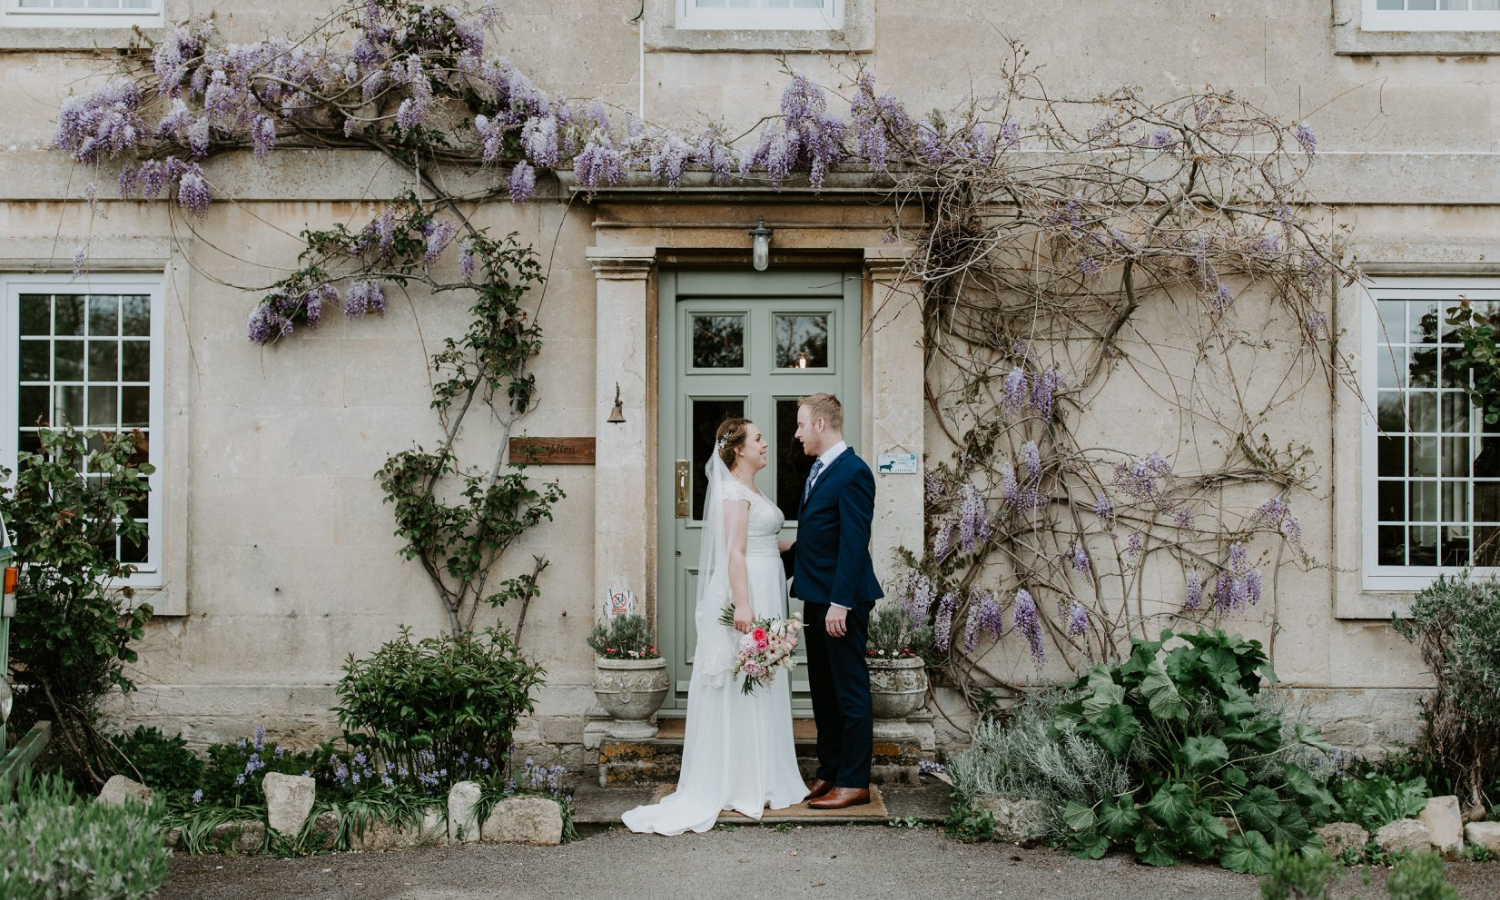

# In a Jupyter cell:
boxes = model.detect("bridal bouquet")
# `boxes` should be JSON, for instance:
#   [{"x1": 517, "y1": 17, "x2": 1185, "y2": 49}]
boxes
[{"x1": 719, "y1": 606, "x2": 803, "y2": 695}]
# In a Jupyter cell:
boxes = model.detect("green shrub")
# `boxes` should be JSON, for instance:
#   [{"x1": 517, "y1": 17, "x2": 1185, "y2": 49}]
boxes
[
  {"x1": 1260, "y1": 844, "x2": 1335, "y2": 900},
  {"x1": 334, "y1": 625, "x2": 544, "y2": 786},
  {"x1": 1386, "y1": 853, "x2": 1459, "y2": 900},
  {"x1": 0, "y1": 769, "x2": 170, "y2": 900},
  {"x1": 866, "y1": 604, "x2": 934, "y2": 660},
  {"x1": 1392, "y1": 573, "x2": 1500, "y2": 817},
  {"x1": 105, "y1": 726, "x2": 204, "y2": 793},
  {"x1": 1328, "y1": 770, "x2": 1429, "y2": 835},
  {"x1": 946, "y1": 688, "x2": 1131, "y2": 843},
  {"x1": 1051, "y1": 628, "x2": 1334, "y2": 873},
  {"x1": 586, "y1": 615, "x2": 659, "y2": 660},
  {"x1": 198, "y1": 725, "x2": 328, "y2": 808},
  {"x1": 0, "y1": 427, "x2": 154, "y2": 786}
]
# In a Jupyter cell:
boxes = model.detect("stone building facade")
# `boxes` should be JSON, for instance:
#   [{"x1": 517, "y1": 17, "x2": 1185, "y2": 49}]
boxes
[{"x1": 2, "y1": 0, "x2": 1498, "y2": 765}]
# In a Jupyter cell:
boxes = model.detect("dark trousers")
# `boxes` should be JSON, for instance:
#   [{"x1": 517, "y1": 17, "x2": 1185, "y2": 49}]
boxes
[{"x1": 803, "y1": 600, "x2": 873, "y2": 789}]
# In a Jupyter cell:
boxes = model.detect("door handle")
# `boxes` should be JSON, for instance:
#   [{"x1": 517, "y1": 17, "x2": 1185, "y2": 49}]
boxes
[{"x1": 675, "y1": 460, "x2": 691, "y2": 518}]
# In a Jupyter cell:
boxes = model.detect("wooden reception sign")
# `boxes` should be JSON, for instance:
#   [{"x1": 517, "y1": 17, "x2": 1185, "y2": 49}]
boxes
[{"x1": 509, "y1": 437, "x2": 596, "y2": 465}]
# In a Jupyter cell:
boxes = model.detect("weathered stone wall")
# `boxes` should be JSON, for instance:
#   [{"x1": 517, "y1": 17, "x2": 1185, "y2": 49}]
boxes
[{"x1": 4, "y1": 0, "x2": 1496, "y2": 762}]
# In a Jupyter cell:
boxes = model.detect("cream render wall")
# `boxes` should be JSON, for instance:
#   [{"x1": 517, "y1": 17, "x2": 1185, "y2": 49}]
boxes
[{"x1": 1, "y1": 1, "x2": 1496, "y2": 760}]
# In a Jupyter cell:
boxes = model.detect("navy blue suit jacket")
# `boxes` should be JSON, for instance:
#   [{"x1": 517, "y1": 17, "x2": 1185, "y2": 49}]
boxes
[{"x1": 789, "y1": 447, "x2": 884, "y2": 609}]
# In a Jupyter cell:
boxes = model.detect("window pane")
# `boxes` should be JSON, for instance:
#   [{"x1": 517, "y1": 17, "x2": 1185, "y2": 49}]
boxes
[
  {"x1": 776, "y1": 397, "x2": 815, "y2": 522},
  {"x1": 1476, "y1": 526, "x2": 1500, "y2": 567},
  {"x1": 88, "y1": 295, "x2": 119, "y2": 337},
  {"x1": 88, "y1": 386, "x2": 118, "y2": 427},
  {"x1": 54, "y1": 296, "x2": 85, "y2": 336},
  {"x1": 1410, "y1": 303, "x2": 1441, "y2": 344},
  {"x1": 121, "y1": 295, "x2": 150, "y2": 336},
  {"x1": 1477, "y1": 432, "x2": 1500, "y2": 478},
  {"x1": 1409, "y1": 436, "x2": 1438, "y2": 477},
  {"x1": 57, "y1": 385, "x2": 84, "y2": 426},
  {"x1": 1409, "y1": 347, "x2": 1438, "y2": 388},
  {"x1": 1378, "y1": 436, "x2": 1404, "y2": 477},
  {"x1": 122, "y1": 341, "x2": 151, "y2": 381},
  {"x1": 88, "y1": 340, "x2": 118, "y2": 382},
  {"x1": 20, "y1": 295, "x2": 50, "y2": 335},
  {"x1": 20, "y1": 340, "x2": 50, "y2": 381},
  {"x1": 692, "y1": 398, "x2": 745, "y2": 519},
  {"x1": 1442, "y1": 483, "x2": 1468, "y2": 522},
  {"x1": 1379, "y1": 481, "x2": 1404, "y2": 521},
  {"x1": 775, "y1": 314, "x2": 829, "y2": 369},
  {"x1": 119, "y1": 532, "x2": 148, "y2": 565},
  {"x1": 1378, "y1": 525, "x2": 1405, "y2": 565},
  {"x1": 19, "y1": 386, "x2": 49, "y2": 428},
  {"x1": 54, "y1": 341, "x2": 84, "y2": 381},
  {"x1": 121, "y1": 386, "x2": 150, "y2": 428},
  {"x1": 1441, "y1": 392, "x2": 1470, "y2": 432},
  {"x1": 1377, "y1": 299, "x2": 1405, "y2": 341},
  {"x1": 1410, "y1": 526, "x2": 1438, "y2": 566},
  {"x1": 1377, "y1": 392, "x2": 1404, "y2": 432},
  {"x1": 1377, "y1": 347, "x2": 1406, "y2": 389},
  {"x1": 1408, "y1": 0, "x2": 1438, "y2": 8},
  {"x1": 1476, "y1": 482, "x2": 1500, "y2": 522},
  {"x1": 1410, "y1": 392, "x2": 1436, "y2": 431},
  {"x1": 1410, "y1": 480, "x2": 1437, "y2": 523},
  {"x1": 692, "y1": 315, "x2": 745, "y2": 369},
  {"x1": 1441, "y1": 528, "x2": 1470, "y2": 566},
  {"x1": 1442, "y1": 437, "x2": 1470, "y2": 477}
]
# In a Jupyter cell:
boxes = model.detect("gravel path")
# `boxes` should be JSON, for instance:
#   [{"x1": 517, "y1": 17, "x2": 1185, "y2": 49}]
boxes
[{"x1": 156, "y1": 825, "x2": 1500, "y2": 900}]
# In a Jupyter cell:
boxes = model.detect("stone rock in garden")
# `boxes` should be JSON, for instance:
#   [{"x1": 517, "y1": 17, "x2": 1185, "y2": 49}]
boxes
[
  {"x1": 308, "y1": 811, "x2": 340, "y2": 851},
  {"x1": 163, "y1": 827, "x2": 182, "y2": 851},
  {"x1": 97, "y1": 775, "x2": 153, "y2": 807},
  {"x1": 1315, "y1": 822, "x2": 1370, "y2": 857},
  {"x1": 1375, "y1": 818, "x2": 1433, "y2": 855},
  {"x1": 1464, "y1": 821, "x2": 1500, "y2": 854},
  {"x1": 350, "y1": 810, "x2": 445, "y2": 852},
  {"x1": 481, "y1": 796, "x2": 564, "y2": 846},
  {"x1": 973, "y1": 795, "x2": 1047, "y2": 842},
  {"x1": 211, "y1": 821, "x2": 266, "y2": 854},
  {"x1": 1418, "y1": 795, "x2": 1464, "y2": 853},
  {"x1": 261, "y1": 772, "x2": 316, "y2": 838},
  {"x1": 448, "y1": 781, "x2": 484, "y2": 843}
]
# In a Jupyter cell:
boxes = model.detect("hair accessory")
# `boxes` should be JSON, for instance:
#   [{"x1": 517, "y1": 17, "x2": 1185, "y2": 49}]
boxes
[{"x1": 714, "y1": 438, "x2": 726, "y2": 451}]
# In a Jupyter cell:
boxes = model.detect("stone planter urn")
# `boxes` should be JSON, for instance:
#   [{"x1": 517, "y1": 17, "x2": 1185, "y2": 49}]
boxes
[
  {"x1": 593, "y1": 657, "x2": 670, "y2": 739},
  {"x1": 867, "y1": 655, "x2": 928, "y2": 740}
]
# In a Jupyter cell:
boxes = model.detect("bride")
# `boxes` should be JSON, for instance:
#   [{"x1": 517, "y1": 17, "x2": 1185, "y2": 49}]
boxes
[{"x1": 622, "y1": 417, "x2": 808, "y2": 834}]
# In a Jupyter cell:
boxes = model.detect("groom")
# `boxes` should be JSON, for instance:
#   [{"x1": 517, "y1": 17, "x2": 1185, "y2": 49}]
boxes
[{"x1": 787, "y1": 393, "x2": 883, "y2": 810}]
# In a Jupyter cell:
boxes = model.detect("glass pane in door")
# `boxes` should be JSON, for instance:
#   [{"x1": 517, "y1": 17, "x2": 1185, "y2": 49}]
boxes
[
  {"x1": 775, "y1": 397, "x2": 815, "y2": 521},
  {"x1": 692, "y1": 315, "x2": 745, "y2": 369},
  {"x1": 692, "y1": 398, "x2": 745, "y2": 519},
  {"x1": 774, "y1": 314, "x2": 828, "y2": 369}
]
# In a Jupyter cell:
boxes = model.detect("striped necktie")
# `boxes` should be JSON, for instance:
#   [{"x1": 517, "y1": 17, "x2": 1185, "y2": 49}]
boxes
[{"x1": 803, "y1": 459, "x2": 825, "y2": 503}]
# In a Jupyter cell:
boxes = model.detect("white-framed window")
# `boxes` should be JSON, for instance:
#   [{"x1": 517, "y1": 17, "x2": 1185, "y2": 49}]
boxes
[
  {"x1": 0, "y1": 274, "x2": 165, "y2": 590},
  {"x1": 1, "y1": 0, "x2": 163, "y2": 30},
  {"x1": 1363, "y1": 0, "x2": 1500, "y2": 31},
  {"x1": 676, "y1": 0, "x2": 843, "y2": 31},
  {"x1": 1362, "y1": 279, "x2": 1500, "y2": 591}
]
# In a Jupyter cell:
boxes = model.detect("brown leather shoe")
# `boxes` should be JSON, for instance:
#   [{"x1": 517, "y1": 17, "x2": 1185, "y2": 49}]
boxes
[
  {"x1": 805, "y1": 779, "x2": 835, "y2": 800},
  {"x1": 807, "y1": 787, "x2": 871, "y2": 810}
]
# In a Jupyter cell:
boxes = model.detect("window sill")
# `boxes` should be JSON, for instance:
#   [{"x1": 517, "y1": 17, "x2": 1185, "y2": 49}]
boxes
[
  {"x1": 1334, "y1": 0, "x2": 1500, "y2": 55},
  {"x1": 1336, "y1": 588, "x2": 1413, "y2": 621},
  {"x1": 0, "y1": 24, "x2": 165, "y2": 52},
  {"x1": 644, "y1": 0, "x2": 872, "y2": 53}
]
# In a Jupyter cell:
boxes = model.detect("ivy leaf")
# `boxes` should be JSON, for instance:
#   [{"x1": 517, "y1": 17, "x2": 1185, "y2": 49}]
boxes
[
  {"x1": 1233, "y1": 785, "x2": 1281, "y2": 834},
  {"x1": 1097, "y1": 798, "x2": 1142, "y2": 841},
  {"x1": 1071, "y1": 832, "x2": 1111, "y2": 860},
  {"x1": 1217, "y1": 683, "x2": 1259, "y2": 721},
  {"x1": 1182, "y1": 807, "x2": 1230, "y2": 858},
  {"x1": 1135, "y1": 828, "x2": 1179, "y2": 867},
  {"x1": 1082, "y1": 702, "x2": 1140, "y2": 757},
  {"x1": 1081, "y1": 666, "x2": 1127, "y2": 721},
  {"x1": 1063, "y1": 800, "x2": 1097, "y2": 832},
  {"x1": 1266, "y1": 804, "x2": 1313, "y2": 849},
  {"x1": 1140, "y1": 658, "x2": 1187, "y2": 722},
  {"x1": 1220, "y1": 831, "x2": 1274, "y2": 875},
  {"x1": 1179, "y1": 735, "x2": 1229, "y2": 773},
  {"x1": 1222, "y1": 766, "x2": 1250, "y2": 788}
]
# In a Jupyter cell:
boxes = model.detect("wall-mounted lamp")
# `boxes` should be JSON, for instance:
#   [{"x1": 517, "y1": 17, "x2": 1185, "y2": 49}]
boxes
[
  {"x1": 748, "y1": 217, "x2": 773, "y2": 272},
  {"x1": 607, "y1": 382, "x2": 626, "y2": 424}
]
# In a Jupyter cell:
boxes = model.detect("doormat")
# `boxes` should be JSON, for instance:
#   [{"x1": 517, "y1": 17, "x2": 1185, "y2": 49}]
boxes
[{"x1": 650, "y1": 785, "x2": 888, "y2": 821}]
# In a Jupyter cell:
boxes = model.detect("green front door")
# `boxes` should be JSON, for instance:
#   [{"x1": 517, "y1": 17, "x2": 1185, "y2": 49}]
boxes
[{"x1": 656, "y1": 269, "x2": 862, "y2": 715}]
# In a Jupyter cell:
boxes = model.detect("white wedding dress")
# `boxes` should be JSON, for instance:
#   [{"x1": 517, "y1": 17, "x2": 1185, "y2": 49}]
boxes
[{"x1": 622, "y1": 476, "x2": 807, "y2": 835}]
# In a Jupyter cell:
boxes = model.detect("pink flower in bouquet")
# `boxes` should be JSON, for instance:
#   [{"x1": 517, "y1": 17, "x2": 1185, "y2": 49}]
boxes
[{"x1": 751, "y1": 626, "x2": 767, "y2": 642}]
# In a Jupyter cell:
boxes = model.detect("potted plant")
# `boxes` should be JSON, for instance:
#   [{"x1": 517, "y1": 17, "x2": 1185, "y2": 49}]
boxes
[
  {"x1": 587, "y1": 615, "x2": 668, "y2": 739},
  {"x1": 865, "y1": 605, "x2": 932, "y2": 739}
]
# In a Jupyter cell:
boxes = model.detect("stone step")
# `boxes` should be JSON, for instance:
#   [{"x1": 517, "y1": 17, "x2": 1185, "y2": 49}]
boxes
[{"x1": 570, "y1": 779, "x2": 951, "y2": 829}]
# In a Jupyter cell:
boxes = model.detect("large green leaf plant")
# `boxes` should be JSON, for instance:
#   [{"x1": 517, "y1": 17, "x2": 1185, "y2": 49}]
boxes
[{"x1": 1054, "y1": 629, "x2": 1334, "y2": 874}]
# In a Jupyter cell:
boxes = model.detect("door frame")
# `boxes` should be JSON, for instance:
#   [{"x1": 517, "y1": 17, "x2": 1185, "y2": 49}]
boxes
[{"x1": 655, "y1": 267, "x2": 863, "y2": 714}]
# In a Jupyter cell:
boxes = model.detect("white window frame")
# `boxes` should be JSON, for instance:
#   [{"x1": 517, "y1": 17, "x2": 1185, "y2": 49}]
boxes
[
  {"x1": 676, "y1": 0, "x2": 843, "y2": 31},
  {"x1": 0, "y1": 273, "x2": 167, "y2": 591},
  {"x1": 1362, "y1": 0, "x2": 1500, "y2": 31},
  {"x1": 1361, "y1": 277, "x2": 1500, "y2": 592},
  {"x1": 1, "y1": 0, "x2": 163, "y2": 30}
]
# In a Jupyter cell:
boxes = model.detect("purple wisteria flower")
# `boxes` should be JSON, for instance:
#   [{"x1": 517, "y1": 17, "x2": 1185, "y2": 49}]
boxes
[
  {"x1": 1213, "y1": 541, "x2": 1263, "y2": 613},
  {"x1": 1001, "y1": 366, "x2": 1029, "y2": 417},
  {"x1": 957, "y1": 484, "x2": 991, "y2": 555},
  {"x1": 1307, "y1": 310, "x2": 1331, "y2": 338},
  {"x1": 522, "y1": 115, "x2": 560, "y2": 167},
  {"x1": 933, "y1": 520, "x2": 956, "y2": 563},
  {"x1": 1125, "y1": 530, "x2": 1144, "y2": 559},
  {"x1": 1021, "y1": 441, "x2": 1043, "y2": 483},
  {"x1": 422, "y1": 219, "x2": 457, "y2": 265},
  {"x1": 1094, "y1": 494, "x2": 1113, "y2": 524},
  {"x1": 56, "y1": 79, "x2": 144, "y2": 165},
  {"x1": 1013, "y1": 589, "x2": 1045, "y2": 670},
  {"x1": 933, "y1": 592, "x2": 957, "y2": 652},
  {"x1": 1000, "y1": 461, "x2": 1020, "y2": 509},
  {"x1": 343, "y1": 279, "x2": 386, "y2": 318},
  {"x1": 962, "y1": 602, "x2": 982, "y2": 654},
  {"x1": 1293, "y1": 122, "x2": 1317, "y2": 156},
  {"x1": 252, "y1": 115, "x2": 278, "y2": 162},
  {"x1": 509, "y1": 161, "x2": 537, "y2": 204},
  {"x1": 176, "y1": 163, "x2": 212, "y2": 216},
  {"x1": 1031, "y1": 368, "x2": 1061, "y2": 419},
  {"x1": 574, "y1": 132, "x2": 627, "y2": 189},
  {"x1": 1115, "y1": 451, "x2": 1171, "y2": 499},
  {"x1": 1064, "y1": 600, "x2": 1088, "y2": 638},
  {"x1": 923, "y1": 467, "x2": 946, "y2": 504},
  {"x1": 1174, "y1": 505, "x2": 1197, "y2": 532},
  {"x1": 974, "y1": 590, "x2": 1004, "y2": 640},
  {"x1": 1079, "y1": 257, "x2": 1102, "y2": 280},
  {"x1": 1065, "y1": 541, "x2": 1090, "y2": 574},
  {"x1": 905, "y1": 571, "x2": 937, "y2": 624},
  {"x1": 72, "y1": 246, "x2": 86, "y2": 278},
  {"x1": 1001, "y1": 121, "x2": 1021, "y2": 145},
  {"x1": 1184, "y1": 569, "x2": 1203, "y2": 610},
  {"x1": 1211, "y1": 284, "x2": 1234, "y2": 312},
  {"x1": 741, "y1": 72, "x2": 850, "y2": 190},
  {"x1": 1256, "y1": 497, "x2": 1303, "y2": 544},
  {"x1": 459, "y1": 240, "x2": 477, "y2": 280}
]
